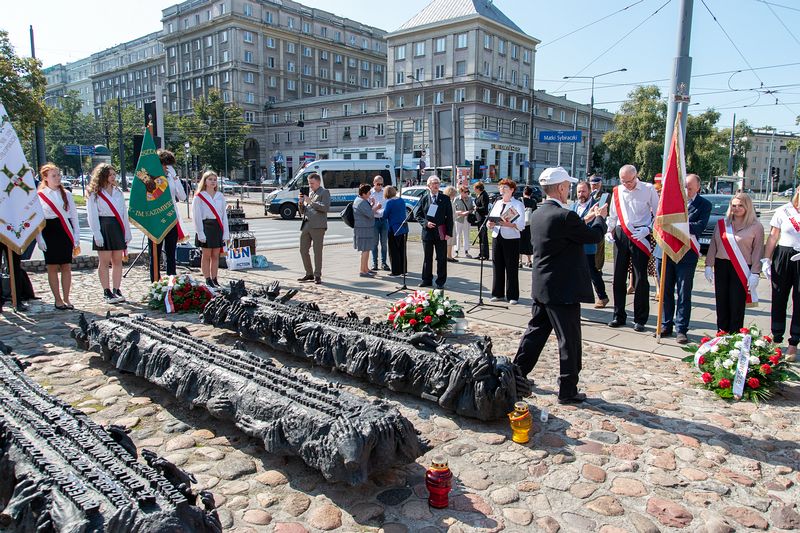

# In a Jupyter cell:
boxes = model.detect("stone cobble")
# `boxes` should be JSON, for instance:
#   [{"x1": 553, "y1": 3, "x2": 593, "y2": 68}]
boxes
[{"x1": 1, "y1": 267, "x2": 798, "y2": 532}]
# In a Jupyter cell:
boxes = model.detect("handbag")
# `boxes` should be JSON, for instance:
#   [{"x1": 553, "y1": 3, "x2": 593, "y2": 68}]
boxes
[
  {"x1": 467, "y1": 212, "x2": 478, "y2": 226},
  {"x1": 341, "y1": 202, "x2": 355, "y2": 228}
]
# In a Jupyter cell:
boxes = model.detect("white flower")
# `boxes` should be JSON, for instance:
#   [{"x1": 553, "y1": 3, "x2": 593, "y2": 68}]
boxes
[
  {"x1": 436, "y1": 308, "x2": 445, "y2": 316},
  {"x1": 754, "y1": 339, "x2": 765, "y2": 348},
  {"x1": 710, "y1": 345, "x2": 719, "y2": 353},
  {"x1": 443, "y1": 300, "x2": 451, "y2": 308},
  {"x1": 714, "y1": 360, "x2": 722, "y2": 369},
  {"x1": 405, "y1": 297, "x2": 413, "y2": 304},
  {"x1": 729, "y1": 349, "x2": 740, "y2": 358},
  {"x1": 749, "y1": 355, "x2": 760, "y2": 365},
  {"x1": 434, "y1": 289, "x2": 443, "y2": 297},
  {"x1": 723, "y1": 359, "x2": 734, "y2": 369},
  {"x1": 734, "y1": 341, "x2": 743, "y2": 349},
  {"x1": 422, "y1": 301, "x2": 429, "y2": 308}
]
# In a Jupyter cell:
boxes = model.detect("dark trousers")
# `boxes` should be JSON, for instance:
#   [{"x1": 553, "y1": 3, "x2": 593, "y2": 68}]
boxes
[
  {"x1": 771, "y1": 245, "x2": 800, "y2": 346},
  {"x1": 476, "y1": 220, "x2": 490, "y2": 259},
  {"x1": 514, "y1": 301, "x2": 582, "y2": 399},
  {"x1": 0, "y1": 242, "x2": 36, "y2": 308},
  {"x1": 421, "y1": 239, "x2": 447, "y2": 287},
  {"x1": 714, "y1": 259, "x2": 748, "y2": 333},
  {"x1": 657, "y1": 251, "x2": 698, "y2": 333},
  {"x1": 612, "y1": 227, "x2": 650, "y2": 325},
  {"x1": 586, "y1": 253, "x2": 608, "y2": 300},
  {"x1": 388, "y1": 232, "x2": 407, "y2": 275},
  {"x1": 149, "y1": 224, "x2": 179, "y2": 281},
  {"x1": 491, "y1": 235, "x2": 520, "y2": 301}
]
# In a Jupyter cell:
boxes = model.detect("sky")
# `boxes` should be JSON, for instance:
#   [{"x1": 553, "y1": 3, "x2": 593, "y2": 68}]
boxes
[{"x1": 5, "y1": 0, "x2": 799, "y2": 133}]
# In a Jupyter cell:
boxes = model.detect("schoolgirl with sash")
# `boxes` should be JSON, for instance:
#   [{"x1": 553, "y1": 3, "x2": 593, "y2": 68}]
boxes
[
  {"x1": 35, "y1": 163, "x2": 80, "y2": 310},
  {"x1": 763, "y1": 191, "x2": 800, "y2": 360},
  {"x1": 705, "y1": 193, "x2": 764, "y2": 335},
  {"x1": 148, "y1": 149, "x2": 187, "y2": 282},
  {"x1": 191, "y1": 170, "x2": 229, "y2": 287},
  {"x1": 87, "y1": 164, "x2": 132, "y2": 304}
]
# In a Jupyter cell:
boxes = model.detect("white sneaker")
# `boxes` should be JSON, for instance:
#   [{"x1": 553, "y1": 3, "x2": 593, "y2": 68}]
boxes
[
  {"x1": 490, "y1": 296, "x2": 502, "y2": 302},
  {"x1": 113, "y1": 289, "x2": 126, "y2": 303},
  {"x1": 509, "y1": 299, "x2": 519, "y2": 305}
]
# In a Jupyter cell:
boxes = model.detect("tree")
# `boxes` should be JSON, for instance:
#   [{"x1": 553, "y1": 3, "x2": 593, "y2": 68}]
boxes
[
  {"x1": 596, "y1": 85, "x2": 666, "y2": 181},
  {"x1": 176, "y1": 90, "x2": 250, "y2": 178},
  {"x1": 44, "y1": 91, "x2": 100, "y2": 175},
  {"x1": 99, "y1": 99, "x2": 145, "y2": 173},
  {"x1": 715, "y1": 119, "x2": 753, "y2": 175},
  {"x1": 0, "y1": 29, "x2": 46, "y2": 148},
  {"x1": 684, "y1": 110, "x2": 727, "y2": 183}
]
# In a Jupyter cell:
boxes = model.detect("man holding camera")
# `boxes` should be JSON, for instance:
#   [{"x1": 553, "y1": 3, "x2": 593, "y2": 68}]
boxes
[{"x1": 297, "y1": 173, "x2": 330, "y2": 284}]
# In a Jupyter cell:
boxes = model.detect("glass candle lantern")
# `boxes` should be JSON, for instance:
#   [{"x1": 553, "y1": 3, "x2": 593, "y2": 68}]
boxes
[
  {"x1": 508, "y1": 401, "x2": 533, "y2": 443},
  {"x1": 425, "y1": 456, "x2": 453, "y2": 509}
]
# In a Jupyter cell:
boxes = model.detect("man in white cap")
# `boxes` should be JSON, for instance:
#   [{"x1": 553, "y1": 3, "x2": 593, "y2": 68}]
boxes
[{"x1": 514, "y1": 167, "x2": 607, "y2": 404}]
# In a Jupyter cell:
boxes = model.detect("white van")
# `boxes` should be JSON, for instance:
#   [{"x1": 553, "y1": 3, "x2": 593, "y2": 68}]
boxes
[{"x1": 264, "y1": 159, "x2": 396, "y2": 219}]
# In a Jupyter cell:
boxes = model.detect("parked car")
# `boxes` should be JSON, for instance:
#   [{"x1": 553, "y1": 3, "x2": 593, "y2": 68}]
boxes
[
  {"x1": 220, "y1": 179, "x2": 238, "y2": 193},
  {"x1": 698, "y1": 194, "x2": 761, "y2": 254},
  {"x1": 781, "y1": 188, "x2": 794, "y2": 197},
  {"x1": 399, "y1": 186, "x2": 429, "y2": 220}
]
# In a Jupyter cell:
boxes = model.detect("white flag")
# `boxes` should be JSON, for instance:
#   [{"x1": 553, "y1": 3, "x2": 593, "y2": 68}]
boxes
[{"x1": 0, "y1": 101, "x2": 45, "y2": 254}]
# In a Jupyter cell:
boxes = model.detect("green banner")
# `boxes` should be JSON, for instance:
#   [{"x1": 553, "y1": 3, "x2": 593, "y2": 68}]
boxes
[{"x1": 128, "y1": 128, "x2": 176, "y2": 243}]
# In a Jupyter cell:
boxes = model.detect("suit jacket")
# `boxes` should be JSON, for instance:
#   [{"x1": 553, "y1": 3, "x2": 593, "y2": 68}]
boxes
[
  {"x1": 688, "y1": 194, "x2": 712, "y2": 241},
  {"x1": 474, "y1": 190, "x2": 490, "y2": 221},
  {"x1": 299, "y1": 186, "x2": 330, "y2": 230},
  {"x1": 530, "y1": 200, "x2": 607, "y2": 304},
  {"x1": 415, "y1": 191, "x2": 454, "y2": 242},
  {"x1": 571, "y1": 198, "x2": 598, "y2": 255}
]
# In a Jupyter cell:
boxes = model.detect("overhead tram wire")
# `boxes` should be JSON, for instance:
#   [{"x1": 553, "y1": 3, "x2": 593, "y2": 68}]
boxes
[
  {"x1": 761, "y1": 1, "x2": 800, "y2": 49},
  {"x1": 755, "y1": 0, "x2": 800, "y2": 14},
  {"x1": 700, "y1": 0, "x2": 764, "y2": 86},
  {"x1": 538, "y1": 0, "x2": 647, "y2": 49}
]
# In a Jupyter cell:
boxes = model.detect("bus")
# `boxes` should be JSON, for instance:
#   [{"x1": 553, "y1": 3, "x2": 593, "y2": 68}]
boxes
[{"x1": 264, "y1": 159, "x2": 396, "y2": 219}]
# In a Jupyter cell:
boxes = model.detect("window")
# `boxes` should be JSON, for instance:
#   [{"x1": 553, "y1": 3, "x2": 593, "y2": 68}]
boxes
[
  {"x1": 320, "y1": 50, "x2": 328, "y2": 60},
  {"x1": 484, "y1": 34, "x2": 492, "y2": 49},
  {"x1": 194, "y1": 57, "x2": 202, "y2": 69},
  {"x1": 244, "y1": 111, "x2": 255, "y2": 122},
  {"x1": 362, "y1": 60, "x2": 369, "y2": 70},
  {"x1": 321, "y1": 107, "x2": 329, "y2": 118},
  {"x1": 287, "y1": 16, "x2": 294, "y2": 29},
  {"x1": 334, "y1": 71, "x2": 343, "y2": 82},
  {"x1": 497, "y1": 118, "x2": 503, "y2": 132},
  {"x1": 246, "y1": 92, "x2": 254, "y2": 103},
  {"x1": 456, "y1": 61, "x2": 466, "y2": 76},
  {"x1": 350, "y1": 35, "x2": 356, "y2": 45},
  {"x1": 547, "y1": 106, "x2": 553, "y2": 118},
  {"x1": 434, "y1": 91, "x2": 444, "y2": 104},
  {"x1": 243, "y1": 3, "x2": 252, "y2": 16},
  {"x1": 509, "y1": 96, "x2": 517, "y2": 109},
  {"x1": 207, "y1": 55, "x2": 213, "y2": 67},
  {"x1": 395, "y1": 46, "x2": 405, "y2": 60},
  {"x1": 521, "y1": 99, "x2": 529, "y2": 112},
  {"x1": 334, "y1": 54, "x2": 342, "y2": 64},
  {"x1": 287, "y1": 61, "x2": 295, "y2": 72},
  {"x1": 334, "y1": 30, "x2": 342, "y2": 42},
  {"x1": 221, "y1": 50, "x2": 230, "y2": 63},
  {"x1": 457, "y1": 33, "x2": 468, "y2": 48},
  {"x1": 299, "y1": 131, "x2": 305, "y2": 141},
  {"x1": 560, "y1": 110, "x2": 565, "y2": 122},
  {"x1": 303, "y1": 46, "x2": 312, "y2": 57},
  {"x1": 397, "y1": 96, "x2": 405, "y2": 108},
  {"x1": 320, "y1": 128, "x2": 328, "y2": 141},
  {"x1": 320, "y1": 26, "x2": 327, "y2": 38},
  {"x1": 435, "y1": 65, "x2": 445, "y2": 79},
  {"x1": 343, "y1": 126, "x2": 351, "y2": 138},
  {"x1": 414, "y1": 119, "x2": 423, "y2": 133},
  {"x1": 483, "y1": 89, "x2": 491, "y2": 103},
  {"x1": 169, "y1": 47, "x2": 176, "y2": 58},
  {"x1": 243, "y1": 31, "x2": 253, "y2": 43},
  {"x1": 348, "y1": 57, "x2": 356, "y2": 68},
  {"x1": 304, "y1": 83, "x2": 312, "y2": 94},
  {"x1": 302, "y1": 22, "x2": 310, "y2": 33},
  {"x1": 287, "y1": 80, "x2": 296, "y2": 90},
  {"x1": 376, "y1": 99, "x2": 384, "y2": 112},
  {"x1": 395, "y1": 120, "x2": 403, "y2": 132},
  {"x1": 362, "y1": 38, "x2": 368, "y2": 49},
  {"x1": 361, "y1": 102, "x2": 368, "y2": 114},
  {"x1": 359, "y1": 125, "x2": 368, "y2": 138},
  {"x1": 273, "y1": 133, "x2": 279, "y2": 143},
  {"x1": 266, "y1": 37, "x2": 276, "y2": 48},
  {"x1": 511, "y1": 44, "x2": 519, "y2": 59},
  {"x1": 523, "y1": 74, "x2": 529, "y2": 89},
  {"x1": 482, "y1": 116, "x2": 490, "y2": 129},
  {"x1": 222, "y1": 71, "x2": 230, "y2": 83},
  {"x1": 303, "y1": 64, "x2": 312, "y2": 75},
  {"x1": 220, "y1": 30, "x2": 228, "y2": 43},
  {"x1": 483, "y1": 61, "x2": 490, "y2": 76},
  {"x1": 415, "y1": 93, "x2": 423, "y2": 106},
  {"x1": 343, "y1": 103, "x2": 351, "y2": 116},
  {"x1": 287, "y1": 43, "x2": 295, "y2": 54},
  {"x1": 498, "y1": 40, "x2": 506, "y2": 55},
  {"x1": 284, "y1": 112, "x2": 292, "y2": 123},
  {"x1": 267, "y1": 57, "x2": 275, "y2": 68},
  {"x1": 376, "y1": 124, "x2": 385, "y2": 136},
  {"x1": 455, "y1": 88, "x2": 465, "y2": 102},
  {"x1": 244, "y1": 72, "x2": 254, "y2": 83},
  {"x1": 244, "y1": 51, "x2": 253, "y2": 63},
  {"x1": 414, "y1": 42, "x2": 425, "y2": 56},
  {"x1": 319, "y1": 67, "x2": 328, "y2": 78},
  {"x1": 435, "y1": 37, "x2": 446, "y2": 53},
  {"x1": 415, "y1": 67, "x2": 424, "y2": 80},
  {"x1": 497, "y1": 93, "x2": 504, "y2": 106},
  {"x1": 348, "y1": 74, "x2": 356, "y2": 85},
  {"x1": 497, "y1": 66, "x2": 504, "y2": 81},
  {"x1": 286, "y1": 132, "x2": 292, "y2": 143},
  {"x1": 207, "y1": 75, "x2": 215, "y2": 86},
  {"x1": 218, "y1": 2, "x2": 226, "y2": 15},
  {"x1": 395, "y1": 71, "x2": 405, "y2": 84},
  {"x1": 168, "y1": 23, "x2": 174, "y2": 34}
]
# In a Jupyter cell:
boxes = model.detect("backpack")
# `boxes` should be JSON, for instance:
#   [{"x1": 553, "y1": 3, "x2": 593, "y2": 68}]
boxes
[{"x1": 341, "y1": 202, "x2": 355, "y2": 228}]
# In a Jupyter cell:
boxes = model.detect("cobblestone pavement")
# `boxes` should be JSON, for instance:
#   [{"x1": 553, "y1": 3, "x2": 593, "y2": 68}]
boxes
[{"x1": 1, "y1": 266, "x2": 799, "y2": 533}]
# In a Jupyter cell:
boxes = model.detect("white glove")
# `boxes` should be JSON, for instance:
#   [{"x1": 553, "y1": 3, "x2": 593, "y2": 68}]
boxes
[
  {"x1": 761, "y1": 258, "x2": 772, "y2": 281},
  {"x1": 704, "y1": 266, "x2": 714, "y2": 284},
  {"x1": 604, "y1": 232, "x2": 615, "y2": 244},
  {"x1": 94, "y1": 237, "x2": 104, "y2": 248},
  {"x1": 748, "y1": 273, "x2": 759, "y2": 293},
  {"x1": 38, "y1": 240, "x2": 47, "y2": 252},
  {"x1": 633, "y1": 227, "x2": 650, "y2": 241}
]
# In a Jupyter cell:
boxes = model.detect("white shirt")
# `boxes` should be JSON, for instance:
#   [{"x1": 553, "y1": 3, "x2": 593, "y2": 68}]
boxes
[
  {"x1": 87, "y1": 187, "x2": 132, "y2": 243},
  {"x1": 37, "y1": 186, "x2": 79, "y2": 237},
  {"x1": 192, "y1": 190, "x2": 229, "y2": 241},
  {"x1": 369, "y1": 187, "x2": 385, "y2": 217},
  {"x1": 166, "y1": 166, "x2": 187, "y2": 220},
  {"x1": 607, "y1": 180, "x2": 659, "y2": 231},
  {"x1": 489, "y1": 197, "x2": 526, "y2": 239},
  {"x1": 770, "y1": 202, "x2": 800, "y2": 248}
]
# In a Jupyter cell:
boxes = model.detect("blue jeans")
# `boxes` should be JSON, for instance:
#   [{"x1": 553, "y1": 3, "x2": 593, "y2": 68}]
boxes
[
  {"x1": 372, "y1": 217, "x2": 388, "y2": 267},
  {"x1": 657, "y1": 252, "x2": 698, "y2": 333}
]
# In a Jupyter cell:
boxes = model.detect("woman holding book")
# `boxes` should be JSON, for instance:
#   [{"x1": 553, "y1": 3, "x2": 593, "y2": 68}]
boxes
[
  {"x1": 487, "y1": 179, "x2": 525, "y2": 304},
  {"x1": 192, "y1": 170, "x2": 229, "y2": 287}
]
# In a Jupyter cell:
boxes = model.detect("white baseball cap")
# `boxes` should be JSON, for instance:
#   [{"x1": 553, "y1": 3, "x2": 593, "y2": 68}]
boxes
[{"x1": 538, "y1": 167, "x2": 578, "y2": 186}]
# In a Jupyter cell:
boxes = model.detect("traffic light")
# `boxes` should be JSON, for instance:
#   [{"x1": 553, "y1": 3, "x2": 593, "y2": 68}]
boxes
[
  {"x1": 273, "y1": 161, "x2": 280, "y2": 176},
  {"x1": 771, "y1": 166, "x2": 777, "y2": 177},
  {"x1": 776, "y1": 168, "x2": 781, "y2": 178}
]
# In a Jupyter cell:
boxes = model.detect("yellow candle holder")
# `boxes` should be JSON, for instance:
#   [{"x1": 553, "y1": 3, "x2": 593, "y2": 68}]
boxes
[{"x1": 508, "y1": 401, "x2": 532, "y2": 443}]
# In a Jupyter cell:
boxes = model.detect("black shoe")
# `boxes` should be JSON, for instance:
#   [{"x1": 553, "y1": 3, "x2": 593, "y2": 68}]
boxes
[
  {"x1": 419, "y1": 282, "x2": 433, "y2": 288},
  {"x1": 608, "y1": 320, "x2": 625, "y2": 328},
  {"x1": 436, "y1": 284, "x2": 445, "y2": 290},
  {"x1": 206, "y1": 278, "x2": 214, "y2": 286},
  {"x1": 655, "y1": 328, "x2": 673, "y2": 337},
  {"x1": 676, "y1": 332, "x2": 689, "y2": 344},
  {"x1": 15, "y1": 302, "x2": 29, "y2": 312},
  {"x1": 446, "y1": 258, "x2": 459, "y2": 263},
  {"x1": 314, "y1": 278, "x2": 322, "y2": 285},
  {"x1": 381, "y1": 264, "x2": 391, "y2": 271},
  {"x1": 558, "y1": 392, "x2": 587, "y2": 405},
  {"x1": 113, "y1": 288, "x2": 126, "y2": 303},
  {"x1": 297, "y1": 275, "x2": 315, "y2": 282},
  {"x1": 633, "y1": 323, "x2": 646, "y2": 332}
]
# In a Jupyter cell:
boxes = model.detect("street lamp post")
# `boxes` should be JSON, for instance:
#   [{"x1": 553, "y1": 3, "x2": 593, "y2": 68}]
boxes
[
  {"x1": 563, "y1": 68, "x2": 627, "y2": 178},
  {"x1": 407, "y1": 75, "x2": 428, "y2": 167},
  {"x1": 184, "y1": 141, "x2": 191, "y2": 217}
]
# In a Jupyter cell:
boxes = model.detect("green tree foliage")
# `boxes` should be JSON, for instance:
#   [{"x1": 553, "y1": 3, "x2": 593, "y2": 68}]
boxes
[
  {"x1": 715, "y1": 119, "x2": 753, "y2": 175},
  {"x1": 176, "y1": 89, "x2": 250, "y2": 178},
  {"x1": 99, "y1": 98, "x2": 144, "y2": 173},
  {"x1": 0, "y1": 29, "x2": 46, "y2": 147},
  {"x1": 44, "y1": 91, "x2": 99, "y2": 175},
  {"x1": 684, "y1": 110, "x2": 727, "y2": 182}
]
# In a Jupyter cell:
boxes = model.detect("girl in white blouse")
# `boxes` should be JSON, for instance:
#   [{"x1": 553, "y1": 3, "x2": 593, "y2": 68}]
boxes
[
  {"x1": 192, "y1": 171, "x2": 229, "y2": 287},
  {"x1": 87, "y1": 164, "x2": 132, "y2": 304},
  {"x1": 35, "y1": 163, "x2": 80, "y2": 310}
]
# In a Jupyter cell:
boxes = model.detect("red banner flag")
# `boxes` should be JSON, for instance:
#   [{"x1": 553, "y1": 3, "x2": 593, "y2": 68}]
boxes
[{"x1": 654, "y1": 113, "x2": 691, "y2": 263}]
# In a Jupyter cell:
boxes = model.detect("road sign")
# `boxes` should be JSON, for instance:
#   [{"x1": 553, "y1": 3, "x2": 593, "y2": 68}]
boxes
[
  {"x1": 539, "y1": 131, "x2": 582, "y2": 143},
  {"x1": 63, "y1": 144, "x2": 95, "y2": 156}
]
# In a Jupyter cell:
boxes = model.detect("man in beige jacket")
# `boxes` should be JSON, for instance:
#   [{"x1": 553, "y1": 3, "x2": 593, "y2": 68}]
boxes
[{"x1": 297, "y1": 173, "x2": 331, "y2": 284}]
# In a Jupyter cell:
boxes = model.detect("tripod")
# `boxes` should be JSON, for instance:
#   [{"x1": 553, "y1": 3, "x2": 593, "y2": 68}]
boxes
[
  {"x1": 386, "y1": 208, "x2": 414, "y2": 297},
  {"x1": 467, "y1": 216, "x2": 507, "y2": 314}
]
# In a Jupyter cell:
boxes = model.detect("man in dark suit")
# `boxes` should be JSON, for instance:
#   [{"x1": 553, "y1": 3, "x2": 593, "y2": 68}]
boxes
[
  {"x1": 656, "y1": 173, "x2": 712, "y2": 344},
  {"x1": 514, "y1": 167, "x2": 607, "y2": 404},
  {"x1": 572, "y1": 181, "x2": 609, "y2": 308},
  {"x1": 415, "y1": 175, "x2": 453, "y2": 289},
  {"x1": 297, "y1": 173, "x2": 331, "y2": 284}
]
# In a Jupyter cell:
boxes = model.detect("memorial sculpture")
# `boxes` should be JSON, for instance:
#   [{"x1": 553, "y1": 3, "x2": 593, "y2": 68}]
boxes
[
  {"x1": 72, "y1": 314, "x2": 423, "y2": 485},
  {"x1": 0, "y1": 347, "x2": 221, "y2": 532},
  {"x1": 202, "y1": 282, "x2": 531, "y2": 421}
]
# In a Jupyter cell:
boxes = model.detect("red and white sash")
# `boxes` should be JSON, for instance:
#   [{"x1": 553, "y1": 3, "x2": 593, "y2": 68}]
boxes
[
  {"x1": 197, "y1": 191, "x2": 225, "y2": 232},
  {"x1": 718, "y1": 219, "x2": 757, "y2": 304},
  {"x1": 782, "y1": 203, "x2": 800, "y2": 233},
  {"x1": 37, "y1": 191, "x2": 76, "y2": 247},
  {"x1": 97, "y1": 190, "x2": 126, "y2": 236},
  {"x1": 690, "y1": 235, "x2": 700, "y2": 255},
  {"x1": 613, "y1": 186, "x2": 651, "y2": 256}
]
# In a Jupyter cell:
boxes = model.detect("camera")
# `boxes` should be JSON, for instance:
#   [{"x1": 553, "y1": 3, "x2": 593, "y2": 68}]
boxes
[{"x1": 300, "y1": 186, "x2": 309, "y2": 196}]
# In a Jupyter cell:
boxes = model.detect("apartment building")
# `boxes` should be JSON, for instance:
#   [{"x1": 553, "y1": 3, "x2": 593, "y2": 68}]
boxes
[
  {"x1": 742, "y1": 129, "x2": 798, "y2": 192},
  {"x1": 43, "y1": 56, "x2": 94, "y2": 113}
]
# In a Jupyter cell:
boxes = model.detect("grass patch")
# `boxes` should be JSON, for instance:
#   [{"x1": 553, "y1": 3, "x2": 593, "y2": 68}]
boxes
[{"x1": 72, "y1": 194, "x2": 86, "y2": 206}]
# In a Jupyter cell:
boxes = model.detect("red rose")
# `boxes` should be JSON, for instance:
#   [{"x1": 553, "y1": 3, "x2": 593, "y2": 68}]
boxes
[
  {"x1": 763, "y1": 335, "x2": 772, "y2": 343},
  {"x1": 698, "y1": 355, "x2": 706, "y2": 365},
  {"x1": 761, "y1": 364, "x2": 772, "y2": 375},
  {"x1": 409, "y1": 318, "x2": 418, "y2": 326},
  {"x1": 739, "y1": 327, "x2": 750, "y2": 334},
  {"x1": 716, "y1": 330, "x2": 727, "y2": 337},
  {"x1": 415, "y1": 306, "x2": 424, "y2": 314},
  {"x1": 700, "y1": 336, "x2": 711, "y2": 344},
  {"x1": 747, "y1": 377, "x2": 760, "y2": 389},
  {"x1": 399, "y1": 309, "x2": 406, "y2": 317},
  {"x1": 423, "y1": 315, "x2": 433, "y2": 324},
  {"x1": 718, "y1": 379, "x2": 731, "y2": 389},
  {"x1": 769, "y1": 355, "x2": 781, "y2": 365},
  {"x1": 701, "y1": 372, "x2": 713, "y2": 384},
  {"x1": 775, "y1": 347, "x2": 782, "y2": 356}
]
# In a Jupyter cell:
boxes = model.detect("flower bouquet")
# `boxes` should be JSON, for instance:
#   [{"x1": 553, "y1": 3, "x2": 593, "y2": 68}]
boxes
[
  {"x1": 148, "y1": 275, "x2": 214, "y2": 313},
  {"x1": 682, "y1": 326, "x2": 799, "y2": 402},
  {"x1": 388, "y1": 289, "x2": 463, "y2": 333}
]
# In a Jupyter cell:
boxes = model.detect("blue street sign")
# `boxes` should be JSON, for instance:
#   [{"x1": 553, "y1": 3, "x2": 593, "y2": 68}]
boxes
[
  {"x1": 63, "y1": 144, "x2": 95, "y2": 156},
  {"x1": 539, "y1": 130, "x2": 582, "y2": 143}
]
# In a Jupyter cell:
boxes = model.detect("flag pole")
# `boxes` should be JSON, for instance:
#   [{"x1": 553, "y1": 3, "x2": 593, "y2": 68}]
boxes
[
  {"x1": 6, "y1": 247, "x2": 18, "y2": 311},
  {"x1": 656, "y1": 255, "x2": 668, "y2": 342}
]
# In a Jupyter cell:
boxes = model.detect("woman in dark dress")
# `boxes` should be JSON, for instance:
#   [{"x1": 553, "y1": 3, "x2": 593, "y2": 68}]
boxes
[
  {"x1": 382, "y1": 186, "x2": 408, "y2": 275},
  {"x1": 519, "y1": 186, "x2": 536, "y2": 268},
  {"x1": 473, "y1": 182, "x2": 491, "y2": 260}
]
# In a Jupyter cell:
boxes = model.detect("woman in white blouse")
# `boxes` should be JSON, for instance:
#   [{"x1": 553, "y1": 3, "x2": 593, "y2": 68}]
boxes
[
  {"x1": 87, "y1": 164, "x2": 132, "y2": 304},
  {"x1": 192, "y1": 170, "x2": 229, "y2": 287},
  {"x1": 487, "y1": 179, "x2": 526, "y2": 304},
  {"x1": 35, "y1": 163, "x2": 80, "y2": 310}
]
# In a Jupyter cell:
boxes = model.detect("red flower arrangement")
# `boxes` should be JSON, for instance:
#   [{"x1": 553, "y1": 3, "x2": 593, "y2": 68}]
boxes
[
  {"x1": 388, "y1": 289, "x2": 463, "y2": 333},
  {"x1": 148, "y1": 275, "x2": 214, "y2": 314}
]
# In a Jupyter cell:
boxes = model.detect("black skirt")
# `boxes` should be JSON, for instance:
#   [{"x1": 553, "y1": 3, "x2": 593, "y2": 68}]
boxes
[
  {"x1": 42, "y1": 218, "x2": 73, "y2": 265},
  {"x1": 92, "y1": 216, "x2": 126, "y2": 251},
  {"x1": 195, "y1": 219, "x2": 224, "y2": 249},
  {"x1": 519, "y1": 225, "x2": 533, "y2": 255}
]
